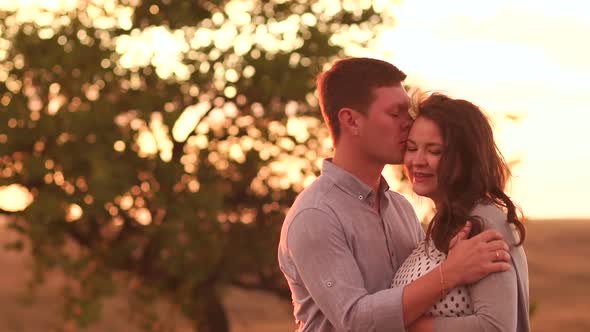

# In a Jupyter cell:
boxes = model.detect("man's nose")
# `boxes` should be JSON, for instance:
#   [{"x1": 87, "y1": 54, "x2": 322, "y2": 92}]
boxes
[{"x1": 402, "y1": 113, "x2": 413, "y2": 130}]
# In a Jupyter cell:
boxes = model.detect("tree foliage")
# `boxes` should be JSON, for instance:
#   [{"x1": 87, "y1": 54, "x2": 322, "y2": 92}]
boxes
[{"x1": 0, "y1": 1, "x2": 398, "y2": 331}]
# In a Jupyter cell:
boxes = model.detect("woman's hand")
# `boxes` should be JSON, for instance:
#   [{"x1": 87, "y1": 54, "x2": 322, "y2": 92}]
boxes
[{"x1": 444, "y1": 224, "x2": 511, "y2": 287}]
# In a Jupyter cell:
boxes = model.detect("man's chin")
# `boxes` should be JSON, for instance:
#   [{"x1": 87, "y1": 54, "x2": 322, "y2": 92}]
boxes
[
  {"x1": 370, "y1": 152, "x2": 402, "y2": 166},
  {"x1": 384, "y1": 156, "x2": 404, "y2": 165}
]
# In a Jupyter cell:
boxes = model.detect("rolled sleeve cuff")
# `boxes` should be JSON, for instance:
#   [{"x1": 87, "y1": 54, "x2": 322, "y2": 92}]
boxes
[{"x1": 372, "y1": 286, "x2": 407, "y2": 332}]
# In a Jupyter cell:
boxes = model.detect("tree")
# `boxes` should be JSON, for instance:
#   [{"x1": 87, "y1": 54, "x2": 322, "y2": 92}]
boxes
[{"x1": 0, "y1": 1, "x2": 398, "y2": 331}]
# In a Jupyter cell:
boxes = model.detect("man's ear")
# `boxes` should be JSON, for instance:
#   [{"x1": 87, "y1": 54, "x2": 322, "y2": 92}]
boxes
[{"x1": 338, "y1": 107, "x2": 361, "y2": 136}]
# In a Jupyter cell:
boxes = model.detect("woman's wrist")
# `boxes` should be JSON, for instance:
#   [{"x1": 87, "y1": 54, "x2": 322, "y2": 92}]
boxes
[
  {"x1": 440, "y1": 260, "x2": 461, "y2": 289},
  {"x1": 438, "y1": 264, "x2": 448, "y2": 297}
]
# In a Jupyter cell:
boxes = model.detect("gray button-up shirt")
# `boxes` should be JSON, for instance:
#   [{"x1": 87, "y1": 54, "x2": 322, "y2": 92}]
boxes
[{"x1": 278, "y1": 159, "x2": 424, "y2": 331}]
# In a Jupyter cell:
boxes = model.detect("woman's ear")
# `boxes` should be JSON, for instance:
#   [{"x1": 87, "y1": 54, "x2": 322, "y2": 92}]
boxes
[{"x1": 338, "y1": 107, "x2": 360, "y2": 136}]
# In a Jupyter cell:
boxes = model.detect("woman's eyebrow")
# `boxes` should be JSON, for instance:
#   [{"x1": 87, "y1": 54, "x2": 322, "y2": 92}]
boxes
[{"x1": 406, "y1": 139, "x2": 444, "y2": 148}]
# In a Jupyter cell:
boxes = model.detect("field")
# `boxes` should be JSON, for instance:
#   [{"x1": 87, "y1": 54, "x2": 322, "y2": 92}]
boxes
[{"x1": 0, "y1": 219, "x2": 588, "y2": 331}]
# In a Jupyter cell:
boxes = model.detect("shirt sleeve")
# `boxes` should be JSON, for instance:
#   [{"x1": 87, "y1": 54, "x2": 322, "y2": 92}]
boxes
[
  {"x1": 433, "y1": 209, "x2": 519, "y2": 332},
  {"x1": 287, "y1": 208, "x2": 407, "y2": 332}
]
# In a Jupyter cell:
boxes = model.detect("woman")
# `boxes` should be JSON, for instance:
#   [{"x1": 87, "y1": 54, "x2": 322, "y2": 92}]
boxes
[{"x1": 392, "y1": 93, "x2": 530, "y2": 331}]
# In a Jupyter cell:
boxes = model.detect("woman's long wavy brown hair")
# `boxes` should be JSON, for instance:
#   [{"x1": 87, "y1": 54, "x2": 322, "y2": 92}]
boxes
[{"x1": 414, "y1": 93, "x2": 526, "y2": 253}]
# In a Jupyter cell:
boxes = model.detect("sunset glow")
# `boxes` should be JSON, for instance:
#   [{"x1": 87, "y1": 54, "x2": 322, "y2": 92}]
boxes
[
  {"x1": 382, "y1": 0, "x2": 590, "y2": 219},
  {"x1": 1, "y1": 0, "x2": 589, "y2": 219}
]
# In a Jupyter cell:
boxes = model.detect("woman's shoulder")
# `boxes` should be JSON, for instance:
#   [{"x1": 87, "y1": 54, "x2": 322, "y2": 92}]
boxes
[
  {"x1": 471, "y1": 201, "x2": 506, "y2": 221},
  {"x1": 471, "y1": 202, "x2": 520, "y2": 244}
]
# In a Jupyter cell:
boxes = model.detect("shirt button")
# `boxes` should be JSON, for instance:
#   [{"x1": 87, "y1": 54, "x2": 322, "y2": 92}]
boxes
[
  {"x1": 326, "y1": 281, "x2": 333, "y2": 287},
  {"x1": 358, "y1": 195, "x2": 363, "y2": 200}
]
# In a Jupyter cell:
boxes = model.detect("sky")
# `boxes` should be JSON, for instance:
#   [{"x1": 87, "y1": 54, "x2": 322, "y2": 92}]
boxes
[
  {"x1": 378, "y1": 0, "x2": 590, "y2": 219},
  {"x1": 1, "y1": 0, "x2": 589, "y2": 220}
]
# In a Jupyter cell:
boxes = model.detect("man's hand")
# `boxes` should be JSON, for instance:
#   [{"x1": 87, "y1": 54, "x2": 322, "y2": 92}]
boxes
[{"x1": 443, "y1": 224, "x2": 511, "y2": 288}]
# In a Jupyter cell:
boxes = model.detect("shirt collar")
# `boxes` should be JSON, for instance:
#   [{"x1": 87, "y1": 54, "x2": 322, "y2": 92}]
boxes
[{"x1": 321, "y1": 158, "x2": 391, "y2": 204}]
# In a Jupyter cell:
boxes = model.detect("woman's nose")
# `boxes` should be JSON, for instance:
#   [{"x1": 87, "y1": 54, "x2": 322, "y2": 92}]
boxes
[{"x1": 412, "y1": 150, "x2": 426, "y2": 166}]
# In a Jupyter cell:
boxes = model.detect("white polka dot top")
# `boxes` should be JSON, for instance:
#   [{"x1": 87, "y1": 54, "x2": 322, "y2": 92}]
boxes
[{"x1": 391, "y1": 239, "x2": 474, "y2": 317}]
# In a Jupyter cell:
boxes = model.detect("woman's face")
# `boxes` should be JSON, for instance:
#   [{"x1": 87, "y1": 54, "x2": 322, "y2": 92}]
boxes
[{"x1": 403, "y1": 116, "x2": 444, "y2": 200}]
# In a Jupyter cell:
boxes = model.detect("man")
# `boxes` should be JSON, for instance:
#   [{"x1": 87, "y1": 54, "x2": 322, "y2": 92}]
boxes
[{"x1": 278, "y1": 58, "x2": 511, "y2": 331}]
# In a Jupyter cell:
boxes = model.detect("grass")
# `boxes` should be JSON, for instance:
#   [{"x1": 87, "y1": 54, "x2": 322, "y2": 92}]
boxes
[{"x1": 0, "y1": 218, "x2": 588, "y2": 331}]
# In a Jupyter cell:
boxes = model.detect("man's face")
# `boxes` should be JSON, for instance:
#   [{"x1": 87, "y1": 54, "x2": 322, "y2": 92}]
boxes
[{"x1": 357, "y1": 85, "x2": 412, "y2": 165}]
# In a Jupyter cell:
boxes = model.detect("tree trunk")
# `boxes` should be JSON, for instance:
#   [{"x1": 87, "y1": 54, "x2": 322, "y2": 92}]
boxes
[{"x1": 193, "y1": 285, "x2": 229, "y2": 332}]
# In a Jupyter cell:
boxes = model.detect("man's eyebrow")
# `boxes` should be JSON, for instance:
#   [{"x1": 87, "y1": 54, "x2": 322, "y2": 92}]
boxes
[
  {"x1": 396, "y1": 100, "x2": 410, "y2": 109},
  {"x1": 386, "y1": 103, "x2": 408, "y2": 113}
]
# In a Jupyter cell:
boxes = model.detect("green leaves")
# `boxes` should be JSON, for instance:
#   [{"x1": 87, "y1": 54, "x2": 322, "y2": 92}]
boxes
[{"x1": 0, "y1": 1, "x2": 396, "y2": 331}]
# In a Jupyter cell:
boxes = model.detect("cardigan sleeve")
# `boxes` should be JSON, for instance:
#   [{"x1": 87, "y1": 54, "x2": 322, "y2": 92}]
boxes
[{"x1": 433, "y1": 203, "x2": 528, "y2": 332}]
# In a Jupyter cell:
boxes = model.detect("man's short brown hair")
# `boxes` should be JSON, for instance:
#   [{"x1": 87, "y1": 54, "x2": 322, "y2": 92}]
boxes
[{"x1": 316, "y1": 57, "x2": 407, "y2": 143}]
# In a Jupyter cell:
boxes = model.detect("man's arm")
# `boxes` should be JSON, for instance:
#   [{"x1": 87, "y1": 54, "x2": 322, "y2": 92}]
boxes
[{"x1": 286, "y1": 208, "x2": 406, "y2": 332}]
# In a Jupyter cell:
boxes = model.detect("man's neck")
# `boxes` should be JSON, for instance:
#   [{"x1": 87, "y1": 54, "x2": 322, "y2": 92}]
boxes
[{"x1": 332, "y1": 148, "x2": 384, "y2": 194}]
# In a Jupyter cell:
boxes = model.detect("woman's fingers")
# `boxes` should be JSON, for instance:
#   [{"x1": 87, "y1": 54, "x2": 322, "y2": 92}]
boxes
[{"x1": 449, "y1": 221, "x2": 472, "y2": 249}]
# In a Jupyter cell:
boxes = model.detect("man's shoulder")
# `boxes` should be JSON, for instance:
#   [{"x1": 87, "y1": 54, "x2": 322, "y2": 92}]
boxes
[
  {"x1": 288, "y1": 175, "x2": 337, "y2": 215},
  {"x1": 280, "y1": 176, "x2": 335, "y2": 235},
  {"x1": 279, "y1": 176, "x2": 340, "y2": 251}
]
